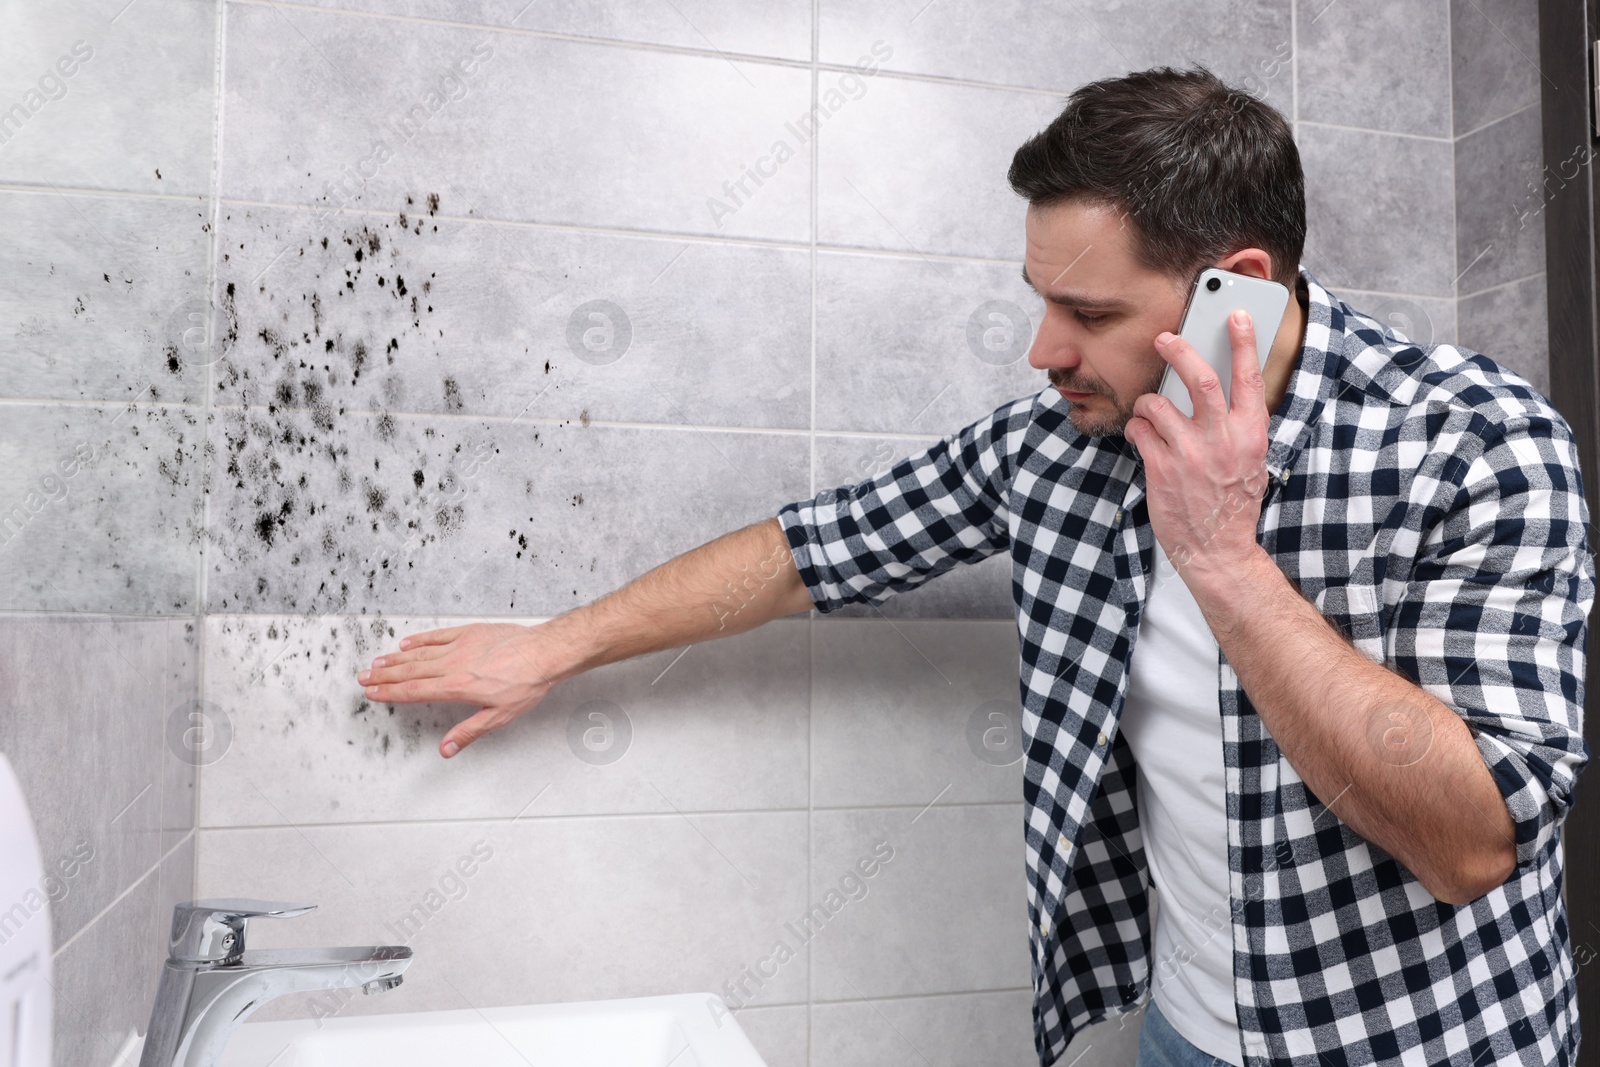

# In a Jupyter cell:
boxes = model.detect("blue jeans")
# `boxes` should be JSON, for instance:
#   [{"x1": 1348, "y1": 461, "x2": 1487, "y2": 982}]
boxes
[{"x1": 1136, "y1": 998, "x2": 1236, "y2": 1067}]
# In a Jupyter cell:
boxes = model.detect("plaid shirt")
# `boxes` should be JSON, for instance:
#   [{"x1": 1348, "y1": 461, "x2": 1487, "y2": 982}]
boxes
[{"x1": 775, "y1": 268, "x2": 1592, "y2": 1067}]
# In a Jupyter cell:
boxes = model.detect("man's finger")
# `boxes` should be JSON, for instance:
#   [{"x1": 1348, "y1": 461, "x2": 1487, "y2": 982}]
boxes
[
  {"x1": 441, "y1": 707, "x2": 508, "y2": 758},
  {"x1": 399, "y1": 625, "x2": 465, "y2": 651},
  {"x1": 363, "y1": 675, "x2": 453, "y2": 704},
  {"x1": 359, "y1": 644, "x2": 445, "y2": 679},
  {"x1": 1155, "y1": 331, "x2": 1228, "y2": 423},
  {"x1": 1227, "y1": 309, "x2": 1264, "y2": 410},
  {"x1": 360, "y1": 657, "x2": 445, "y2": 688}
]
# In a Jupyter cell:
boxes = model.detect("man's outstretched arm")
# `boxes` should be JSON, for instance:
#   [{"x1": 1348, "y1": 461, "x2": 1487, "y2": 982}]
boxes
[{"x1": 356, "y1": 517, "x2": 814, "y2": 758}]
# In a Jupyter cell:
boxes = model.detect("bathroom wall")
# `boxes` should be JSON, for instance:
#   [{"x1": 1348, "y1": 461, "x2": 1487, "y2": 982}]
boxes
[
  {"x1": 1450, "y1": 0, "x2": 1547, "y2": 394},
  {"x1": 0, "y1": 1, "x2": 215, "y2": 1063},
  {"x1": 191, "y1": 3, "x2": 1560, "y2": 1067},
  {"x1": 0, "y1": 3, "x2": 1556, "y2": 1067}
]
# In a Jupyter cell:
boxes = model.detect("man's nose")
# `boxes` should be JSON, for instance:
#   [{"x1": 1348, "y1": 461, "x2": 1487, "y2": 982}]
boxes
[{"x1": 1027, "y1": 316, "x2": 1077, "y2": 371}]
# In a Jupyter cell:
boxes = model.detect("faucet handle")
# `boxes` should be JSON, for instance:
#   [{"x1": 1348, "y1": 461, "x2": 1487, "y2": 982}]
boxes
[{"x1": 168, "y1": 899, "x2": 317, "y2": 963}]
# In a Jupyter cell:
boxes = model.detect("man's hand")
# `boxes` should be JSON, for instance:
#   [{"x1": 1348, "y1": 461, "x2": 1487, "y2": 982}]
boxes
[
  {"x1": 356, "y1": 622, "x2": 563, "y2": 758},
  {"x1": 1123, "y1": 310, "x2": 1273, "y2": 586}
]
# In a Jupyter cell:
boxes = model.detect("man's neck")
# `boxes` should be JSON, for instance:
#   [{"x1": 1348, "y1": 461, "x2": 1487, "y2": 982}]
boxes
[{"x1": 1262, "y1": 279, "x2": 1309, "y2": 416}]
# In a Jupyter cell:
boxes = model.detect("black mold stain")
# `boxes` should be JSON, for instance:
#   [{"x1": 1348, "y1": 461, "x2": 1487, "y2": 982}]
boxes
[{"x1": 208, "y1": 203, "x2": 560, "y2": 614}]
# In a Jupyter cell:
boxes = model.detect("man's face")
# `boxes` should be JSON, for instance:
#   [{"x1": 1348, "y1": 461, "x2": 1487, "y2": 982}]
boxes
[{"x1": 1022, "y1": 199, "x2": 1192, "y2": 437}]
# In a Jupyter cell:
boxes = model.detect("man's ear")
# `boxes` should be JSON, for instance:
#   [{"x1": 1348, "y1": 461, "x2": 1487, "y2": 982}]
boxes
[{"x1": 1216, "y1": 247, "x2": 1275, "y2": 281}]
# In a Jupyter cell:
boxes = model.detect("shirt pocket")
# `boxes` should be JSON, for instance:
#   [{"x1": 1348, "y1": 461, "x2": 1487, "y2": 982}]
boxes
[{"x1": 1312, "y1": 581, "x2": 1386, "y2": 663}]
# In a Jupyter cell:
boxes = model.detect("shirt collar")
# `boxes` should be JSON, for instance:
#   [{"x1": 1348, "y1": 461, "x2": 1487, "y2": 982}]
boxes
[
  {"x1": 1264, "y1": 265, "x2": 1432, "y2": 481},
  {"x1": 1263, "y1": 266, "x2": 1338, "y2": 481}
]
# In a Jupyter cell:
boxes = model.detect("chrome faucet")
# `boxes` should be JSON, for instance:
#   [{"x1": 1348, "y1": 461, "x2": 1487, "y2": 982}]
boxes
[{"x1": 138, "y1": 899, "x2": 413, "y2": 1067}]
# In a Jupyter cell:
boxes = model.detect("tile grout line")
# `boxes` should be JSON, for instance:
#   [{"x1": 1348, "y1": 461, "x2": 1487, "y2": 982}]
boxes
[
  {"x1": 197, "y1": 799, "x2": 1026, "y2": 832},
  {"x1": 1456, "y1": 268, "x2": 1546, "y2": 302},
  {"x1": 1453, "y1": 98, "x2": 1539, "y2": 142},
  {"x1": 0, "y1": 183, "x2": 1031, "y2": 266},
  {"x1": 1290, "y1": 0, "x2": 1298, "y2": 136},
  {"x1": 1446, "y1": 0, "x2": 1460, "y2": 333},
  {"x1": 807, "y1": 0, "x2": 820, "y2": 1058},
  {"x1": 0, "y1": 397, "x2": 990, "y2": 444},
  {"x1": 232, "y1": 0, "x2": 1095, "y2": 100},
  {"x1": 1297, "y1": 116, "x2": 1456, "y2": 144},
  {"x1": 193, "y1": 0, "x2": 231, "y2": 870},
  {"x1": 0, "y1": 609, "x2": 1020, "y2": 625},
  {"x1": 51, "y1": 829, "x2": 196, "y2": 961},
  {"x1": 215, "y1": 193, "x2": 1026, "y2": 264}
]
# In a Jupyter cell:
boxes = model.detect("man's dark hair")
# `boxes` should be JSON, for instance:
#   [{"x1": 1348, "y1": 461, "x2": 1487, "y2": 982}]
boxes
[{"x1": 1008, "y1": 66, "x2": 1305, "y2": 289}]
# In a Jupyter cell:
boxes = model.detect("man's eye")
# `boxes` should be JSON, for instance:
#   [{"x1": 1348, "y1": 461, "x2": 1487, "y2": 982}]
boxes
[{"x1": 1075, "y1": 311, "x2": 1107, "y2": 327}]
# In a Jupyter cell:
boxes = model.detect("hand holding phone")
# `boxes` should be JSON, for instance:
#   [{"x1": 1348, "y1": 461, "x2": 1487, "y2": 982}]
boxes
[{"x1": 1157, "y1": 268, "x2": 1290, "y2": 417}]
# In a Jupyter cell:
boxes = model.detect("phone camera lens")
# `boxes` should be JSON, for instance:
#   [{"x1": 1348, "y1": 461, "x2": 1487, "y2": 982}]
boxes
[{"x1": 1205, "y1": 277, "x2": 1221, "y2": 292}]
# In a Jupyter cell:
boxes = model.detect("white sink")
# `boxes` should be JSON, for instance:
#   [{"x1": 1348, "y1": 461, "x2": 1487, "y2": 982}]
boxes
[{"x1": 214, "y1": 993, "x2": 768, "y2": 1067}]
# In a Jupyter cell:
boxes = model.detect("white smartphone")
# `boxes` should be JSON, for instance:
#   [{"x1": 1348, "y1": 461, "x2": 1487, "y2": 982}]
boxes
[{"x1": 1157, "y1": 267, "x2": 1290, "y2": 417}]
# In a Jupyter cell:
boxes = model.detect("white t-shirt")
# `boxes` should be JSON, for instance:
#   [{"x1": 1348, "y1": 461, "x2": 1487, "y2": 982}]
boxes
[{"x1": 1117, "y1": 538, "x2": 1243, "y2": 1067}]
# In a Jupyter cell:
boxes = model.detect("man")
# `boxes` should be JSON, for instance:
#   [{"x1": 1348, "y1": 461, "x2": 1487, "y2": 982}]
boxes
[{"x1": 357, "y1": 67, "x2": 1590, "y2": 1067}]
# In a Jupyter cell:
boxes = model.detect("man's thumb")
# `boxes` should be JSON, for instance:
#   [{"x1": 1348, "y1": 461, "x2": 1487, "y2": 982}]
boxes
[{"x1": 441, "y1": 709, "x2": 497, "y2": 758}]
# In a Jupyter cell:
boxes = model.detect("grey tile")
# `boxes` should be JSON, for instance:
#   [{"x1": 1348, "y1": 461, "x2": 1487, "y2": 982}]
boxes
[
  {"x1": 815, "y1": 251, "x2": 1043, "y2": 435},
  {"x1": 1299, "y1": 123, "x2": 1455, "y2": 297},
  {"x1": 0, "y1": 403, "x2": 202, "y2": 614},
  {"x1": 1456, "y1": 272, "x2": 1549, "y2": 398},
  {"x1": 287, "y1": 0, "x2": 812, "y2": 61},
  {"x1": 810, "y1": 434, "x2": 1017, "y2": 620},
  {"x1": 196, "y1": 813, "x2": 810, "y2": 1020},
  {"x1": 198, "y1": 613, "x2": 808, "y2": 826},
  {"x1": 1455, "y1": 105, "x2": 1545, "y2": 296},
  {"x1": 812, "y1": 619, "x2": 1023, "y2": 808},
  {"x1": 215, "y1": 204, "x2": 811, "y2": 428},
  {"x1": 816, "y1": 74, "x2": 1065, "y2": 261},
  {"x1": 0, "y1": 190, "x2": 213, "y2": 404},
  {"x1": 51, "y1": 852, "x2": 165, "y2": 1067},
  {"x1": 1332, "y1": 288, "x2": 1458, "y2": 346},
  {"x1": 809, "y1": 804, "x2": 1029, "y2": 1000},
  {"x1": 222, "y1": 3, "x2": 811, "y2": 242},
  {"x1": 0, "y1": 617, "x2": 171, "y2": 941},
  {"x1": 0, "y1": 0, "x2": 216, "y2": 196},
  {"x1": 1450, "y1": 0, "x2": 1540, "y2": 136},
  {"x1": 729, "y1": 1003, "x2": 808, "y2": 1067},
  {"x1": 156, "y1": 831, "x2": 196, "y2": 939},
  {"x1": 1297, "y1": 0, "x2": 1451, "y2": 138},
  {"x1": 821, "y1": 0, "x2": 1292, "y2": 114},
  {"x1": 812, "y1": 990, "x2": 1055, "y2": 1067},
  {"x1": 202, "y1": 407, "x2": 807, "y2": 615},
  {"x1": 808, "y1": 250, "x2": 1030, "y2": 616},
  {"x1": 161, "y1": 617, "x2": 200, "y2": 852}
]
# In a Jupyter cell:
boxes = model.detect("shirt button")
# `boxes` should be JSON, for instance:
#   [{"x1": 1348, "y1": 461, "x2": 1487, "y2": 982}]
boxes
[
  {"x1": 1039, "y1": 918, "x2": 1050, "y2": 937},
  {"x1": 1113, "y1": 507, "x2": 1124, "y2": 524},
  {"x1": 1097, "y1": 731, "x2": 1107, "y2": 746}
]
